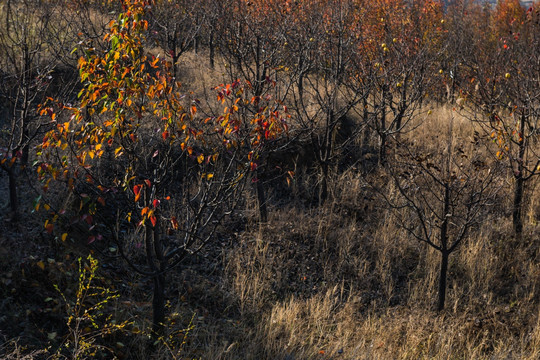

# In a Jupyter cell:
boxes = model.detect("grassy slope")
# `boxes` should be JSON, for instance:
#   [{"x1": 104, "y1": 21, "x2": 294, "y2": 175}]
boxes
[{"x1": 1, "y1": 49, "x2": 539, "y2": 359}]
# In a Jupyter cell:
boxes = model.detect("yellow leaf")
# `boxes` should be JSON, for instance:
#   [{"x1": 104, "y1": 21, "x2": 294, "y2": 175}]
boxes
[
  {"x1": 36, "y1": 261, "x2": 45, "y2": 270},
  {"x1": 61, "y1": 233, "x2": 68, "y2": 242},
  {"x1": 197, "y1": 154, "x2": 204, "y2": 164},
  {"x1": 207, "y1": 173, "x2": 214, "y2": 180}
]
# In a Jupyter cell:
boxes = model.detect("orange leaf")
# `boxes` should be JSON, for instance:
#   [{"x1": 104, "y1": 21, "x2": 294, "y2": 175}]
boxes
[{"x1": 171, "y1": 217, "x2": 179, "y2": 230}]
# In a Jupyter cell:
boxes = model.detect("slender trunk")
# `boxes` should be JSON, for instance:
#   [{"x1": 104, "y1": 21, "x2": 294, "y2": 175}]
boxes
[
  {"x1": 378, "y1": 85, "x2": 388, "y2": 166},
  {"x1": 255, "y1": 169, "x2": 267, "y2": 223},
  {"x1": 209, "y1": 31, "x2": 215, "y2": 69},
  {"x1": 21, "y1": 127, "x2": 29, "y2": 166},
  {"x1": 437, "y1": 250, "x2": 449, "y2": 311},
  {"x1": 319, "y1": 162, "x2": 328, "y2": 205},
  {"x1": 513, "y1": 171, "x2": 524, "y2": 237},
  {"x1": 513, "y1": 112, "x2": 526, "y2": 237},
  {"x1": 437, "y1": 184, "x2": 450, "y2": 311}
]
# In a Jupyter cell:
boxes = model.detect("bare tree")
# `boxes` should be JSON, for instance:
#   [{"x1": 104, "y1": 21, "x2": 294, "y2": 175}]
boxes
[{"x1": 384, "y1": 113, "x2": 500, "y2": 311}]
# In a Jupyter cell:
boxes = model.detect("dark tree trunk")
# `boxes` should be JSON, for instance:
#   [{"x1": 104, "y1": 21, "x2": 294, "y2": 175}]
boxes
[
  {"x1": 437, "y1": 184, "x2": 451, "y2": 311},
  {"x1": 145, "y1": 218, "x2": 167, "y2": 343},
  {"x1": 513, "y1": 171, "x2": 524, "y2": 237},
  {"x1": 209, "y1": 31, "x2": 215, "y2": 69},
  {"x1": 437, "y1": 250, "x2": 449, "y2": 312},
  {"x1": 513, "y1": 112, "x2": 526, "y2": 237},
  {"x1": 152, "y1": 271, "x2": 166, "y2": 337}
]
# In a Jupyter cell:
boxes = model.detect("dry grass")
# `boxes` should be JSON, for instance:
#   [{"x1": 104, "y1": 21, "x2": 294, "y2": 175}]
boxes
[
  {"x1": 2, "y1": 43, "x2": 539, "y2": 360},
  {"x1": 210, "y1": 100, "x2": 540, "y2": 359}
]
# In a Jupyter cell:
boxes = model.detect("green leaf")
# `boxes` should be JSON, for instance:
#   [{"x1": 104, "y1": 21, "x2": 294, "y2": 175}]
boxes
[{"x1": 111, "y1": 35, "x2": 119, "y2": 50}]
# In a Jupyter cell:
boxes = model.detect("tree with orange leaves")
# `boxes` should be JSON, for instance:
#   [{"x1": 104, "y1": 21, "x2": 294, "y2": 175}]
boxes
[{"x1": 37, "y1": 0, "x2": 288, "y2": 339}]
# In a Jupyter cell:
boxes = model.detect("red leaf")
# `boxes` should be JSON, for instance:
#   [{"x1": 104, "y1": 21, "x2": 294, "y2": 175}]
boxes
[
  {"x1": 152, "y1": 199, "x2": 160, "y2": 208},
  {"x1": 150, "y1": 215, "x2": 157, "y2": 227},
  {"x1": 144, "y1": 179, "x2": 151, "y2": 188},
  {"x1": 133, "y1": 184, "x2": 142, "y2": 202}
]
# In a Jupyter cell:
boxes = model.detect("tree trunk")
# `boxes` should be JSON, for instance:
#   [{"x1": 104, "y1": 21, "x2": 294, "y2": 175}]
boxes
[
  {"x1": 513, "y1": 172, "x2": 524, "y2": 237},
  {"x1": 437, "y1": 250, "x2": 449, "y2": 312},
  {"x1": 378, "y1": 85, "x2": 388, "y2": 166},
  {"x1": 152, "y1": 271, "x2": 166, "y2": 338},
  {"x1": 209, "y1": 31, "x2": 215, "y2": 69},
  {"x1": 255, "y1": 170, "x2": 267, "y2": 223},
  {"x1": 513, "y1": 112, "x2": 526, "y2": 237},
  {"x1": 145, "y1": 220, "x2": 166, "y2": 343},
  {"x1": 319, "y1": 162, "x2": 329, "y2": 206}
]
